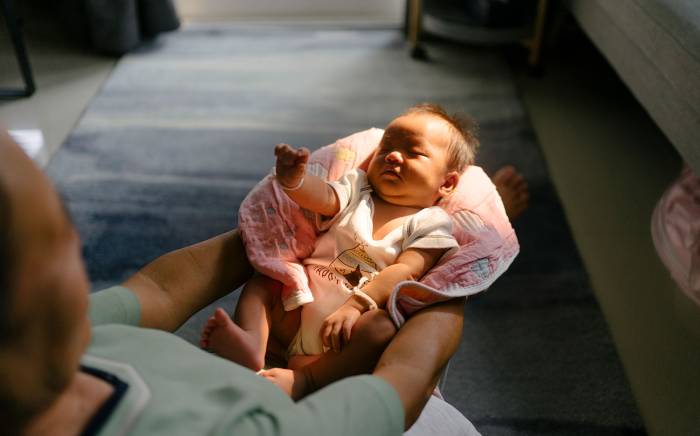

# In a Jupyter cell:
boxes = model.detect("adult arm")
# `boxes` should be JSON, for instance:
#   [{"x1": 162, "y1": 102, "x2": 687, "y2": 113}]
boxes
[
  {"x1": 374, "y1": 296, "x2": 466, "y2": 429},
  {"x1": 122, "y1": 229, "x2": 254, "y2": 331},
  {"x1": 266, "y1": 297, "x2": 465, "y2": 432}
]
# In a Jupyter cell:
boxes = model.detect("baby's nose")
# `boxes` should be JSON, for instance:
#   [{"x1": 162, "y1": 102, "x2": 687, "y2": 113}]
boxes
[{"x1": 385, "y1": 150, "x2": 403, "y2": 163}]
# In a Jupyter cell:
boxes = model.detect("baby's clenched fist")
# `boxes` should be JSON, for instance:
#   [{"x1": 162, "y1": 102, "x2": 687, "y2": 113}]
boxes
[{"x1": 274, "y1": 143, "x2": 309, "y2": 190}]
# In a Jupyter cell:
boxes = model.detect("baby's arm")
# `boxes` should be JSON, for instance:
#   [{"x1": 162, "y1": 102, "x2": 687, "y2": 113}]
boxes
[
  {"x1": 321, "y1": 247, "x2": 446, "y2": 352},
  {"x1": 274, "y1": 143, "x2": 339, "y2": 217}
]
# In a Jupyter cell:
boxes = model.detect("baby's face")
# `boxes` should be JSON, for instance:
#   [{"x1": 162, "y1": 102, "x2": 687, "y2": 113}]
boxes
[{"x1": 367, "y1": 113, "x2": 455, "y2": 208}]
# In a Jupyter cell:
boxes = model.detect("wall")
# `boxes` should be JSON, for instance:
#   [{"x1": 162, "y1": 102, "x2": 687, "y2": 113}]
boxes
[{"x1": 175, "y1": 0, "x2": 404, "y2": 22}]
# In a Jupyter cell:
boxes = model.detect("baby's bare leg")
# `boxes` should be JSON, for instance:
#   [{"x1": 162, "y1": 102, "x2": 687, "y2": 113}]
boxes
[
  {"x1": 201, "y1": 275, "x2": 295, "y2": 371},
  {"x1": 261, "y1": 310, "x2": 396, "y2": 399},
  {"x1": 492, "y1": 166, "x2": 529, "y2": 220}
]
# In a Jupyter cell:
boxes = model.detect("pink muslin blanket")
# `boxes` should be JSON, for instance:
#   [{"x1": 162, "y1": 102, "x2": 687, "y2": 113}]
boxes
[
  {"x1": 238, "y1": 128, "x2": 519, "y2": 327},
  {"x1": 651, "y1": 165, "x2": 700, "y2": 307}
]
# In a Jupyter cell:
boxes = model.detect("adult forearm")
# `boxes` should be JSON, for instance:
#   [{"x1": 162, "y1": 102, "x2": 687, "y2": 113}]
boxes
[
  {"x1": 123, "y1": 229, "x2": 254, "y2": 331},
  {"x1": 373, "y1": 297, "x2": 465, "y2": 429}
]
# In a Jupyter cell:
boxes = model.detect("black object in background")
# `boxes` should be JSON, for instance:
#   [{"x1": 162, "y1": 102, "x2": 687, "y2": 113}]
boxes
[
  {"x1": 57, "y1": 0, "x2": 180, "y2": 55},
  {"x1": 0, "y1": 0, "x2": 36, "y2": 98}
]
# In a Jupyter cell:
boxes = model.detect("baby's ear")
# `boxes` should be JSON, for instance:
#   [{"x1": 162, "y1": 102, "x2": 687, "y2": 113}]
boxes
[{"x1": 439, "y1": 171, "x2": 460, "y2": 197}]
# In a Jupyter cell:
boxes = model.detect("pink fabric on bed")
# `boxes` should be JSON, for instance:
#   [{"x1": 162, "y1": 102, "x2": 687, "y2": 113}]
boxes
[
  {"x1": 238, "y1": 128, "x2": 519, "y2": 325},
  {"x1": 651, "y1": 165, "x2": 700, "y2": 307}
]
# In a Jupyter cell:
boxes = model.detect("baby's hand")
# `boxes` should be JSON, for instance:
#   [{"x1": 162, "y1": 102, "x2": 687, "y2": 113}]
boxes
[
  {"x1": 320, "y1": 303, "x2": 363, "y2": 352},
  {"x1": 275, "y1": 143, "x2": 309, "y2": 190}
]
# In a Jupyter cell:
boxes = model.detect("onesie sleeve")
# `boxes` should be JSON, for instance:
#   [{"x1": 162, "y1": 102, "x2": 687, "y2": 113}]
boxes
[
  {"x1": 402, "y1": 207, "x2": 459, "y2": 252},
  {"x1": 317, "y1": 169, "x2": 370, "y2": 230}
]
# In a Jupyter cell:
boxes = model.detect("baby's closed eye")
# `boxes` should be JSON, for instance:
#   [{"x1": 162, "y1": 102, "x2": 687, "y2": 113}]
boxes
[{"x1": 408, "y1": 149, "x2": 427, "y2": 157}]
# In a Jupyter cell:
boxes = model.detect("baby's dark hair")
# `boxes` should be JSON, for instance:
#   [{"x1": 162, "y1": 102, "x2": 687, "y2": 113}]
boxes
[{"x1": 402, "y1": 103, "x2": 479, "y2": 172}]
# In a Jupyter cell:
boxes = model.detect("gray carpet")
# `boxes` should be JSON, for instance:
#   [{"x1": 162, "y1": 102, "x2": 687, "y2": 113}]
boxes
[{"x1": 48, "y1": 24, "x2": 645, "y2": 435}]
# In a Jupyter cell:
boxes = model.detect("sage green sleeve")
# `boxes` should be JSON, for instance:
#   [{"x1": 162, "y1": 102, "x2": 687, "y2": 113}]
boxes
[
  {"x1": 228, "y1": 375, "x2": 405, "y2": 436},
  {"x1": 290, "y1": 376, "x2": 404, "y2": 436},
  {"x1": 89, "y1": 286, "x2": 141, "y2": 327}
]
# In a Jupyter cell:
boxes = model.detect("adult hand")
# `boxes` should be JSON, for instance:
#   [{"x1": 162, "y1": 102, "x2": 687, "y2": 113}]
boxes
[
  {"x1": 274, "y1": 143, "x2": 309, "y2": 189},
  {"x1": 320, "y1": 302, "x2": 363, "y2": 352}
]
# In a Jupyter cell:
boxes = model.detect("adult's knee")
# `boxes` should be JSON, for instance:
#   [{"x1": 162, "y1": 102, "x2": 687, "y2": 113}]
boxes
[{"x1": 353, "y1": 309, "x2": 397, "y2": 350}]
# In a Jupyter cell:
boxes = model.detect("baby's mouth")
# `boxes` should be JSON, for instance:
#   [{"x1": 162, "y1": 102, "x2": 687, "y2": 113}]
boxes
[{"x1": 381, "y1": 167, "x2": 401, "y2": 179}]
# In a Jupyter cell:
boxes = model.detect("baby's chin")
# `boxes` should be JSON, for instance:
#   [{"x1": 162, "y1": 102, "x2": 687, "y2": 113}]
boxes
[
  {"x1": 369, "y1": 175, "x2": 402, "y2": 195},
  {"x1": 372, "y1": 186, "x2": 437, "y2": 209}
]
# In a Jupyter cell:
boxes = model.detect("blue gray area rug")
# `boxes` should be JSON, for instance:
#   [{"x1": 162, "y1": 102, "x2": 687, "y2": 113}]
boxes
[{"x1": 48, "y1": 24, "x2": 644, "y2": 435}]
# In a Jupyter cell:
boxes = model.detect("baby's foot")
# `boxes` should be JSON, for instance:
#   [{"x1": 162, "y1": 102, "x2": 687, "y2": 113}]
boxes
[
  {"x1": 259, "y1": 367, "x2": 310, "y2": 400},
  {"x1": 492, "y1": 165, "x2": 529, "y2": 221},
  {"x1": 200, "y1": 308, "x2": 264, "y2": 371}
]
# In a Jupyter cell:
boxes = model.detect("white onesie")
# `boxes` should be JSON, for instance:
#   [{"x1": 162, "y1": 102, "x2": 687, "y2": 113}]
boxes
[{"x1": 288, "y1": 169, "x2": 459, "y2": 356}]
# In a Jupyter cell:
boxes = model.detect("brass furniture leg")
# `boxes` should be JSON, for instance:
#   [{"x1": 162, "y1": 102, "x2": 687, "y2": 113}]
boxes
[
  {"x1": 407, "y1": 0, "x2": 427, "y2": 59},
  {"x1": 524, "y1": 0, "x2": 548, "y2": 68}
]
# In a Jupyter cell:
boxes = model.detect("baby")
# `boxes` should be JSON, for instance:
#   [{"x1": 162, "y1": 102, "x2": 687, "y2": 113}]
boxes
[{"x1": 201, "y1": 104, "x2": 478, "y2": 398}]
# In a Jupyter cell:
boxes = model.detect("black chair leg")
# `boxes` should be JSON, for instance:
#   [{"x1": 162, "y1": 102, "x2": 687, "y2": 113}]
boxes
[{"x1": 0, "y1": 0, "x2": 35, "y2": 98}]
